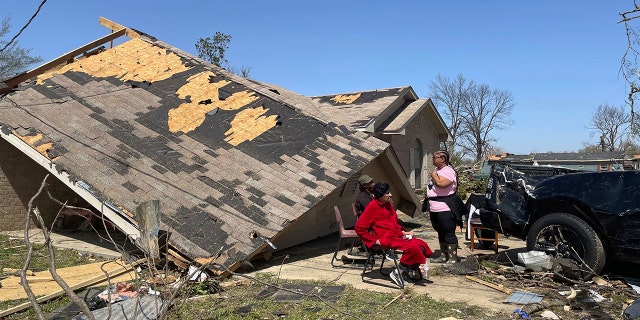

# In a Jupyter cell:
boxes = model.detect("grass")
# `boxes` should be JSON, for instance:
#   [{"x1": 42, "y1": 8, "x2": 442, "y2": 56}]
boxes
[
  {"x1": 0, "y1": 233, "x2": 99, "y2": 319},
  {"x1": 167, "y1": 273, "x2": 496, "y2": 320},
  {"x1": 3, "y1": 231, "x2": 636, "y2": 320},
  {"x1": 0, "y1": 231, "x2": 507, "y2": 319},
  {"x1": 0, "y1": 233, "x2": 93, "y2": 271}
]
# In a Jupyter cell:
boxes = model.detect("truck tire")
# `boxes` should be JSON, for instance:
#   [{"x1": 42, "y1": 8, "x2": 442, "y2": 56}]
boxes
[{"x1": 526, "y1": 213, "x2": 605, "y2": 279}]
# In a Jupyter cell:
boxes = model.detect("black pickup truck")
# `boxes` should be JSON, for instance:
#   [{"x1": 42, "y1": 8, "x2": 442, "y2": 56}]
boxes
[{"x1": 480, "y1": 164, "x2": 640, "y2": 278}]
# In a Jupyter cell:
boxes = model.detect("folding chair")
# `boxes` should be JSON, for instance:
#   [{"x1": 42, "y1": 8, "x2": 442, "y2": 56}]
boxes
[
  {"x1": 330, "y1": 206, "x2": 361, "y2": 267},
  {"x1": 351, "y1": 202, "x2": 362, "y2": 219},
  {"x1": 361, "y1": 244, "x2": 405, "y2": 289}
]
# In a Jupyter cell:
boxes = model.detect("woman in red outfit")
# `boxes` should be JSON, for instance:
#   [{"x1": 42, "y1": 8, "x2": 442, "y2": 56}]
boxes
[{"x1": 355, "y1": 182, "x2": 432, "y2": 282}]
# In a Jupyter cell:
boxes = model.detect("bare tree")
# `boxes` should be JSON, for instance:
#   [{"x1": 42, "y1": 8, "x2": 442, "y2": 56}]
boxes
[
  {"x1": 459, "y1": 85, "x2": 514, "y2": 163},
  {"x1": 587, "y1": 104, "x2": 631, "y2": 151},
  {"x1": 619, "y1": 2, "x2": 640, "y2": 137},
  {"x1": 430, "y1": 74, "x2": 515, "y2": 162},
  {"x1": 0, "y1": 17, "x2": 42, "y2": 80},
  {"x1": 225, "y1": 64, "x2": 253, "y2": 78},
  {"x1": 428, "y1": 74, "x2": 474, "y2": 158}
]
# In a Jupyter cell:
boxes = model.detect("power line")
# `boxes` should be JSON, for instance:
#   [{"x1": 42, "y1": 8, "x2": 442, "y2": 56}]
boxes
[{"x1": 0, "y1": 0, "x2": 48, "y2": 53}]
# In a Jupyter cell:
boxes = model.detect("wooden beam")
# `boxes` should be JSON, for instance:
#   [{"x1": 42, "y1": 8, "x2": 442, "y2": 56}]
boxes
[
  {"x1": 465, "y1": 275, "x2": 513, "y2": 294},
  {"x1": 135, "y1": 200, "x2": 161, "y2": 261},
  {"x1": 0, "y1": 28, "x2": 127, "y2": 95},
  {"x1": 99, "y1": 17, "x2": 141, "y2": 39},
  {"x1": 0, "y1": 258, "x2": 145, "y2": 318}
]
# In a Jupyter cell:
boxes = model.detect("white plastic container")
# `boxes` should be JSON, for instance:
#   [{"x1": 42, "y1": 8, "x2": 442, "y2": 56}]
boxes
[
  {"x1": 420, "y1": 262, "x2": 429, "y2": 280},
  {"x1": 517, "y1": 251, "x2": 552, "y2": 271}
]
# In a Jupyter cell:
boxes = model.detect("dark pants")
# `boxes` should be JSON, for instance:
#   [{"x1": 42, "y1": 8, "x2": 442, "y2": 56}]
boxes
[{"x1": 429, "y1": 210, "x2": 458, "y2": 245}]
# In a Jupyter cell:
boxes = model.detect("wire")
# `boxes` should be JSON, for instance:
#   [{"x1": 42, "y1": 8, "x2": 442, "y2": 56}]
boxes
[{"x1": 0, "y1": 0, "x2": 48, "y2": 53}]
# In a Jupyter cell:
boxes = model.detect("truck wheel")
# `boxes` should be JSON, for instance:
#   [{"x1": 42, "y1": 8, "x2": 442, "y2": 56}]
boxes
[{"x1": 526, "y1": 213, "x2": 605, "y2": 279}]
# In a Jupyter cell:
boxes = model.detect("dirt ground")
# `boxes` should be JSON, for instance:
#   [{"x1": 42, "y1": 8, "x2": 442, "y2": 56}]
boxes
[
  {"x1": 248, "y1": 211, "x2": 640, "y2": 319},
  {"x1": 249, "y1": 211, "x2": 529, "y2": 315}
]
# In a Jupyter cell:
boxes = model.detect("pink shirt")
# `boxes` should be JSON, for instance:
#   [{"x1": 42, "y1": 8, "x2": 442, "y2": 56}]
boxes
[{"x1": 426, "y1": 165, "x2": 457, "y2": 212}]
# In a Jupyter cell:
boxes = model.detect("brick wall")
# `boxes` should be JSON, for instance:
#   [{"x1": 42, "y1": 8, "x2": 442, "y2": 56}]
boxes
[{"x1": 0, "y1": 139, "x2": 79, "y2": 231}]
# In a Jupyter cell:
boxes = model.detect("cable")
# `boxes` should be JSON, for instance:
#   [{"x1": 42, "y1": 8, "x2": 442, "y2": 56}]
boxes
[{"x1": 0, "y1": 0, "x2": 48, "y2": 53}]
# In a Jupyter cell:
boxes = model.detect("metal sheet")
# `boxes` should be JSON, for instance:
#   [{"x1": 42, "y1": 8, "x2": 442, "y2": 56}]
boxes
[{"x1": 504, "y1": 291, "x2": 543, "y2": 304}]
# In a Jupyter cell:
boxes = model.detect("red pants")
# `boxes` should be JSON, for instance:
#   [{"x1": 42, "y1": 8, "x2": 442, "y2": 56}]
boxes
[{"x1": 380, "y1": 237, "x2": 432, "y2": 266}]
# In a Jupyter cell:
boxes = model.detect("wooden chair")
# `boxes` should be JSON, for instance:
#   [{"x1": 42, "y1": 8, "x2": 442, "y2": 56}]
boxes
[
  {"x1": 469, "y1": 217, "x2": 499, "y2": 254},
  {"x1": 330, "y1": 206, "x2": 361, "y2": 267}
]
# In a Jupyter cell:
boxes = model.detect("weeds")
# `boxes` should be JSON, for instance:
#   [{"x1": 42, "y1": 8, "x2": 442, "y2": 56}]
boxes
[{"x1": 168, "y1": 277, "x2": 490, "y2": 320}]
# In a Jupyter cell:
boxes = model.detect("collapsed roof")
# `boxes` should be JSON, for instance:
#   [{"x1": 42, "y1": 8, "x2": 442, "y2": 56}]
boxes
[{"x1": 0, "y1": 18, "x2": 393, "y2": 272}]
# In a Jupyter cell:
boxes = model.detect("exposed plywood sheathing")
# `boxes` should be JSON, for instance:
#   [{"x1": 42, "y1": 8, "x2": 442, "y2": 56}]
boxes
[
  {"x1": 168, "y1": 71, "x2": 258, "y2": 133},
  {"x1": 13, "y1": 131, "x2": 57, "y2": 161},
  {"x1": 331, "y1": 93, "x2": 361, "y2": 104},
  {"x1": 224, "y1": 107, "x2": 278, "y2": 146},
  {"x1": 0, "y1": 28, "x2": 128, "y2": 95},
  {"x1": 37, "y1": 38, "x2": 190, "y2": 84},
  {"x1": 169, "y1": 70, "x2": 263, "y2": 137}
]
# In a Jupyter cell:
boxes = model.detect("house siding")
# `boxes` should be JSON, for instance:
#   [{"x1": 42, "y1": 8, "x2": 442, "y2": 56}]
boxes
[{"x1": 378, "y1": 112, "x2": 441, "y2": 189}]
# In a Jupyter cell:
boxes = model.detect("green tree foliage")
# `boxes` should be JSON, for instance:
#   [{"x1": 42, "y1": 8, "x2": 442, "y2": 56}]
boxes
[
  {"x1": 195, "y1": 32, "x2": 232, "y2": 67},
  {"x1": 456, "y1": 176, "x2": 488, "y2": 198},
  {"x1": 194, "y1": 32, "x2": 252, "y2": 78},
  {"x1": 0, "y1": 17, "x2": 42, "y2": 80}
]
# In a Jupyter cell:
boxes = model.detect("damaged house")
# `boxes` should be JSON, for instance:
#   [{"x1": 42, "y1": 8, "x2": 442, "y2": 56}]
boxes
[{"x1": 0, "y1": 18, "x2": 450, "y2": 273}]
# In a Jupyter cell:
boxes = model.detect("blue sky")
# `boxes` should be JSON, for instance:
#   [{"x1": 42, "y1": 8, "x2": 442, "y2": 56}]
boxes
[{"x1": 2, "y1": 1, "x2": 632, "y2": 154}]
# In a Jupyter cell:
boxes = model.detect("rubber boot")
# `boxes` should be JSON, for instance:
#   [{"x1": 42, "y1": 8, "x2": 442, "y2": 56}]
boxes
[
  {"x1": 446, "y1": 243, "x2": 460, "y2": 264},
  {"x1": 430, "y1": 242, "x2": 449, "y2": 263}
]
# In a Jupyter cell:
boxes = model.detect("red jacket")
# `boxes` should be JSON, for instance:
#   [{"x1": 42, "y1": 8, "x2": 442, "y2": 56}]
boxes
[{"x1": 355, "y1": 198, "x2": 405, "y2": 248}]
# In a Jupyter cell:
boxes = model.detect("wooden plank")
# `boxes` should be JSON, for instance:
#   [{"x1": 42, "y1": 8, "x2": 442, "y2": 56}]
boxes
[
  {"x1": 166, "y1": 248, "x2": 190, "y2": 269},
  {"x1": 135, "y1": 200, "x2": 161, "y2": 261},
  {"x1": 24, "y1": 277, "x2": 54, "y2": 283},
  {"x1": 98, "y1": 17, "x2": 141, "y2": 38},
  {"x1": 0, "y1": 28, "x2": 127, "y2": 94},
  {"x1": 0, "y1": 258, "x2": 145, "y2": 318},
  {"x1": 465, "y1": 275, "x2": 513, "y2": 294}
]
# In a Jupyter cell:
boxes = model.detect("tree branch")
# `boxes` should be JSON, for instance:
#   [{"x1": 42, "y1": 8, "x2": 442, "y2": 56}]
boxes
[{"x1": 20, "y1": 174, "x2": 48, "y2": 320}]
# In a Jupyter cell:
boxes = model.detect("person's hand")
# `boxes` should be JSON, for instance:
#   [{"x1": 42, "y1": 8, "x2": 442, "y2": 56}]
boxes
[{"x1": 375, "y1": 239, "x2": 381, "y2": 245}]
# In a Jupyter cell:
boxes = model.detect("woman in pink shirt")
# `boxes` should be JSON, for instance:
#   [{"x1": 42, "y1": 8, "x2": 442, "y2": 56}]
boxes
[{"x1": 425, "y1": 150, "x2": 461, "y2": 263}]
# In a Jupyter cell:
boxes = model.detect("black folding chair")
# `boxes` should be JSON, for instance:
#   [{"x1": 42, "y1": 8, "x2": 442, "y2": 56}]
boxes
[{"x1": 361, "y1": 244, "x2": 405, "y2": 289}]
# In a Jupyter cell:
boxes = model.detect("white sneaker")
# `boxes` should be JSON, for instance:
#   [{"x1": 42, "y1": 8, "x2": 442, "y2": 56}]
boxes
[
  {"x1": 389, "y1": 268, "x2": 403, "y2": 287},
  {"x1": 385, "y1": 253, "x2": 395, "y2": 261}
]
